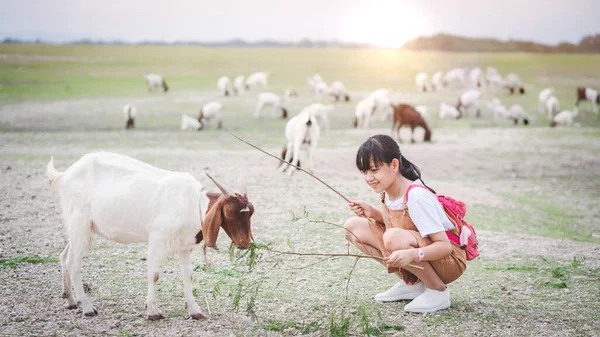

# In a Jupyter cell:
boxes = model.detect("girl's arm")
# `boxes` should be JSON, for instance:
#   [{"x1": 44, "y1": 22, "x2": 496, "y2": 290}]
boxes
[{"x1": 348, "y1": 200, "x2": 384, "y2": 224}]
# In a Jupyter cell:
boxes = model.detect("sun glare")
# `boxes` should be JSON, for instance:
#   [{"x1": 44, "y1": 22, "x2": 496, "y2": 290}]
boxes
[{"x1": 348, "y1": 2, "x2": 425, "y2": 48}]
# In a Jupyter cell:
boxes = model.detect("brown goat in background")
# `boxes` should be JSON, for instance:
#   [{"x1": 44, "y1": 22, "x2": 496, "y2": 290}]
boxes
[{"x1": 391, "y1": 104, "x2": 432, "y2": 143}]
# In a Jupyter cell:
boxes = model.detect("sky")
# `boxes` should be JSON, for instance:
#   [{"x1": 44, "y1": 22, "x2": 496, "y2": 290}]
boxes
[{"x1": 1, "y1": 0, "x2": 598, "y2": 47}]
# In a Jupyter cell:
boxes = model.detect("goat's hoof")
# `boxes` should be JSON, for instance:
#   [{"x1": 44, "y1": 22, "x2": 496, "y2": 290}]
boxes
[
  {"x1": 83, "y1": 308, "x2": 98, "y2": 317},
  {"x1": 190, "y1": 313, "x2": 205, "y2": 320},
  {"x1": 148, "y1": 314, "x2": 164, "y2": 321},
  {"x1": 62, "y1": 292, "x2": 68, "y2": 299},
  {"x1": 67, "y1": 304, "x2": 78, "y2": 310}
]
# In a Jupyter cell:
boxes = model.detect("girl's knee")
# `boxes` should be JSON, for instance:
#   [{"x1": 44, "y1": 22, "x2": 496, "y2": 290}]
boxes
[
  {"x1": 383, "y1": 228, "x2": 415, "y2": 250},
  {"x1": 343, "y1": 217, "x2": 365, "y2": 241}
]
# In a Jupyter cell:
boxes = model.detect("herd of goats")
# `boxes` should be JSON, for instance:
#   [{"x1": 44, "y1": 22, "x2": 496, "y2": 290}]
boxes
[{"x1": 117, "y1": 69, "x2": 600, "y2": 174}]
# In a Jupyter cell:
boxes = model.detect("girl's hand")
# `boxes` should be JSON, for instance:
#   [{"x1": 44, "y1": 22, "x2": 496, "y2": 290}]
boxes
[
  {"x1": 348, "y1": 200, "x2": 375, "y2": 218},
  {"x1": 385, "y1": 249, "x2": 416, "y2": 268}
]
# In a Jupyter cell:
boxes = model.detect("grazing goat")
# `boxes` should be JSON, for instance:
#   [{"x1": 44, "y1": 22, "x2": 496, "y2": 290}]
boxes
[
  {"x1": 123, "y1": 104, "x2": 136, "y2": 129},
  {"x1": 444, "y1": 68, "x2": 466, "y2": 87},
  {"x1": 415, "y1": 72, "x2": 429, "y2": 92},
  {"x1": 551, "y1": 108, "x2": 579, "y2": 127},
  {"x1": 456, "y1": 90, "x2": 482, "y2": 118},
  {"x1": 233, "y1": 75, "x2": 245, "y2": 95},
  {"x1": 431, "y1": 71, "x2": 444, "y2": 91},
  {"x1": 469, "y1": 68, "x2": 483, "y2": 88},
  {"x1": 198, "y1": 101, "x2": 224, "y2": 129},
  {"x1": 307, "y1": 74, "x2": 324, "y2": 92},
  {"x1": 181, "y1": 113, "x2": 201, "y2": 131},
  {"x1": 330, "y1": 81, "x2": 351, "y2": 102},
  {"x1": 439, "y1": 103, "x2": 460, "y2": 119},
  {"x1": 353, "y1": 97, "x2": 377, "y2": 129},
  {"x1": 280, "y1": 106, "x2": 321, "y2": 176},
  {"x1": 46, "y1": 152, "x2": 254, "y2": 320},
  {"x1": 505, "y1": 73, "x2": 525, "y2": 94},
  {"x1": 255, "y1": 92, "x2": 288, "y2": 119},
  {"x1": 575, "y1": 87, "x2": 599, "y2": 115},
  {"x1": 391, "y1": 104, "x2": 432, "y2": 143},
  {"x1": 245, "y1": 72, "x2": 268, "y2": 89},
  {"x1": 217, "y1": 76, "x2": 232, "y2": 96},
  {"x1": 538, "y1": 88, "x2": 555, "y2": 113},
  {"x1": 508, "y1": 104, "x2": 529, "y2": 125},
  {"x1": 368, "y1": 88, "x2": 394, "y2": 121},
  {"x1": 486, "y1": 67, "x2": 499, "y2": 85},
  {"x1": 145, "y1": 74, "x2": 168, "y2": 93},
  {"x1": 545, "y1": 96, "x2": 560, "y2": 120}
]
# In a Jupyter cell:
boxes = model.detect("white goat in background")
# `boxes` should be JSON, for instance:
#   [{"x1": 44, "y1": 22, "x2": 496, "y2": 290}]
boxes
[
  {"x1": 415, "y1": 72, "x2": 429, "y2": 92},
  {"x1": 245, "y1": 72, "x2": 269, "y2": 89},
  {"x1": 280, "y1": 106, "x2": 322, "y2": 176},
  {"x1": 255, "y1": 92, "x2": 288, "y2": 118},
  {"x1": 538, "y1": 88, "x2": 554, "y2": 113},
  {"x1": 198, "y1": 101, "x2": 224, "y2": 129},
  {"x1": 233, "y1": 75, "x2": 245, "y2": 95},
  {"x1": 217, "y1": 76, "x2": 232, "y2": 96},
  {"x1": 180, "y1": 113, "x2": 201, "y2": 131},
  {"x1": 145, "y1": 73, "x2": 168, "y2": 92},
  {"x1": 545, "y1": 96, "x2": 560, "y2": 119}
]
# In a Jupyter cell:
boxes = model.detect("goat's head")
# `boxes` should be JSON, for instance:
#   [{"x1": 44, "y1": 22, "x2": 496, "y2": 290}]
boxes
[{"x1": 202, "y1": 173, "x2": 254, "y2": 249}]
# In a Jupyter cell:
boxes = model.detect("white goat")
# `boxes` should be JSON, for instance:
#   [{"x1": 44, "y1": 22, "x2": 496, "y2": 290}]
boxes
[
  {"x1": 576, "y1": 87, "x2": 599, "y2": 114},
  {"x1": 245, "y1": 72, "x2": 268, "y2": 89},
  {"x1": 431, "y1": 71, "x2": 444, "y2": 91},
  {"x1": 538, "y1": 88, "x2": 555, "y2": 113},
  {"x1": 505, "y1": 73, "x2": 525, "y2": 94},
  {"x1": 415, "y1": 72, "x2": 429, "y2": 92},
  {"x1": 280, "y1": 106, "x2": 322, "y2": 176},
  {"x1": 123, "y1": 104, "x2": 136, "y2": 129},
  {"x1": 545, "y1": 96, "x2": 560, "y2": 119},
  {"x1": 444, "y1": 68, "x2": 466, "y2": 87},
  {"x1": 486, "y1": 67, "x2": 499, "y2": 84},
  {"x1": 198, "y1": 101, "x2": 224, "y2": 129},
  {"x1": 145, "y1": 74, "x2": 168, "y2": 92},
  {"x1": 551, "y1": 108, "x2": 579, "y2": 127},
  {"x1": 509, "y1": 104, "x2": 529, "y2": 125},
  {"x1": 307, "y1": 74, "x2": 324, "y2": 92},
  {"x1": 368, "y1": 88, "x2": 393, "y2": 121},
  {"x1": 46, "y1": 152, "x2": 254, "y2": 320},
  {"x1": 439, "y1": 102, "x2": 460, "y2": 119},
  {"x1": 181, "y1": 113, "x2": 202, "y2": 131},
  {"x1": 354, "y1": 97, "x2": 377, "y2": 128},
  {"x1": 255, "y1": 92, "x2": 288, "y2": 118},
  {"x1": 330, "y1": 81, "x2": 351, "y2": 102},
  {"x1": 314, "y1": 81, "x2": 332, "y2": 100},
  {"x1": 217, "y1": 76, "x2": 232, "y2": 96},
  {"x1": 469, "y1": 68, "x2": 483, "y2": 88},
  {"x1": 457, "y1": 90, "x2": 482, "y2": 118},
  {"x1": 233, "y1": 75, "x2": 245, "y2": 95}
]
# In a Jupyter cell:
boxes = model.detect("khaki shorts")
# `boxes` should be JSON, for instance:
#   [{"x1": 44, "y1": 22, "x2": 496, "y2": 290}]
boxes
[{"x1": 405, "y1": 230, "x2": 467, "y2": 284}]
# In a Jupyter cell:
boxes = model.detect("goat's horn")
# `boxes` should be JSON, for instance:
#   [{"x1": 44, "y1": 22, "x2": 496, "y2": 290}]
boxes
[
  {"x1": 237, "y1": 171, "x2": 247, "y2": 196},
  {"x1": 205, "y1": 172, "x2": 233, "y2": 197}
]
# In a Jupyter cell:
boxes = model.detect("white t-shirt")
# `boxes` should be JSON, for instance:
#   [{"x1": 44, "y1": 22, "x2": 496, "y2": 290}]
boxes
[{"x1": 384, "y1": 180, "x2": 455, "y2": 237}]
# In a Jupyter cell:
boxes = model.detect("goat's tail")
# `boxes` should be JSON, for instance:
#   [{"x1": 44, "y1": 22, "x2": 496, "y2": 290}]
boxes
[{"x1": 46, "y1": 156, "x2": 62, "y2": 187}]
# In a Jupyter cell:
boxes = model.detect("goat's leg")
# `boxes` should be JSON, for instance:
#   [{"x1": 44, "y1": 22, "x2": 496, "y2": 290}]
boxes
[
  {"x1": 287, "y1": 140, "x2": 302, "y2": 176},
  {"x1": 146, "y1": 235, "x2": 167, "y2": 320},
  {"x1": 254, "y1": 102, "x2": 264, "y2": 118},
  {"x1": 410, "y1": 126, "x2": 416, "y2": 143},
  {"x1": 66, "y1": 214, "x2": 97, "y2": 316},
  {"x1": 60, "y1": 243, "x2": 77, "y2": 309},
  {"x1": 179, "y1": 249, "x2": 204, "y2": 320},
  {"x1": 279, "y1": 142, "x2": 294, "y2": 173}
]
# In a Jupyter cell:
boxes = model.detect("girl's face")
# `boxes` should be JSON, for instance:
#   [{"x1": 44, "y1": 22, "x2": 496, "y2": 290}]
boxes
[{"x1": 360, "y1": 158, "x2": 398, "y2": 193}]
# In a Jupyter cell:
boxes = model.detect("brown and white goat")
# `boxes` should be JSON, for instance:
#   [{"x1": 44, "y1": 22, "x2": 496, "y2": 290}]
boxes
[
  {"x1": 46, "y1": 152, "x2": 254, "y2": 320},
  {"x1": 576, "y1": 87, "x2": 599, "y2": 115},
  {"x1": 391, "y1": 104, "x2": 432, "y2": 143}
]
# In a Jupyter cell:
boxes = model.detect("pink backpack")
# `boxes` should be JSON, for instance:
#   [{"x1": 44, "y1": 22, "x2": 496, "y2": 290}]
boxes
[{"x1": 405, "y1": 185, "x2": 480, "y2": 261}]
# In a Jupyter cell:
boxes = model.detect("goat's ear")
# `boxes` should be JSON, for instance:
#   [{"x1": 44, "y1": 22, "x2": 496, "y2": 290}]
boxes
[{"x1": 202, "y1": 199, "x2": 223, "y2": 248}]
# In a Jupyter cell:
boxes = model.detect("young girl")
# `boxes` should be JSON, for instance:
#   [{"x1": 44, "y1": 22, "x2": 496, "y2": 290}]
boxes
[{"x1": 344, "y1": 134, "x2": 466, "y2": 313}]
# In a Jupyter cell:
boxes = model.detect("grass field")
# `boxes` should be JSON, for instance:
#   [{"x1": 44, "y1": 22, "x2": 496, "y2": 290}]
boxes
[{"x1": 0, "y1": 44, "x2": 599, "y2": 336}]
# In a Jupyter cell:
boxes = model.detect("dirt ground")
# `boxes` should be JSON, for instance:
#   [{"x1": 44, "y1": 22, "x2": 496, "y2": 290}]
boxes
[{"x1": 1, "y1": 95, "x2": 599, "y2": 337}]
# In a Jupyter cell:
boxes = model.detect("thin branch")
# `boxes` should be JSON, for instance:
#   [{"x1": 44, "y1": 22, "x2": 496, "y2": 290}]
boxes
[
  {"x1": 229, "y1": 130, "x2": 351, "y2": 202},
  {"x1": 345, "y1": 257, "x2": 360, "y2": 300},
  {"x1": 266, "y1": 248, "x2": 384, "y2": 261}
]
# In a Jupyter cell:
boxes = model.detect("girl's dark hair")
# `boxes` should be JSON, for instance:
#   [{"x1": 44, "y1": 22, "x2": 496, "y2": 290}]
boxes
[{"x1": 356, "y1": 134, "x2": 435, "y2": 192}]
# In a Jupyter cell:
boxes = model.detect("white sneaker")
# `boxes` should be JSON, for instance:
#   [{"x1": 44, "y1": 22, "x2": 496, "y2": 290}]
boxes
[
  {"x1": 404, "y1": 287, "x2": 451, "y2": 313},
  {"x1": 373, "y1": 280, "x2": 426, "y2": 302}
]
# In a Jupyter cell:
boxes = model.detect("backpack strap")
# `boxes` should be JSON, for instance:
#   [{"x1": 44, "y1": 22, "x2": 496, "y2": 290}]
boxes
[{"x1": 403, "y1": 183, "x2": 462, "y2": 245}]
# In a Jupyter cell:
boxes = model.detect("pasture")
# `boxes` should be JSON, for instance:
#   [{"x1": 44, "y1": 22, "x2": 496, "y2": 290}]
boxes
[{"x1": 0, "y1": 44, "x2": 599, "y2": 336}]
